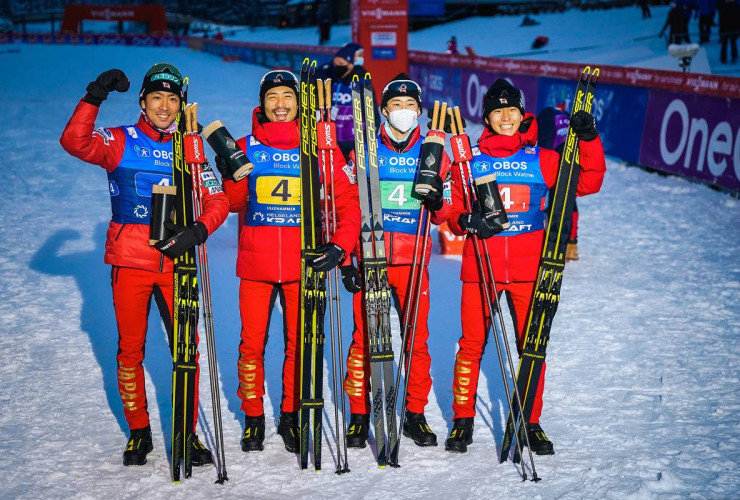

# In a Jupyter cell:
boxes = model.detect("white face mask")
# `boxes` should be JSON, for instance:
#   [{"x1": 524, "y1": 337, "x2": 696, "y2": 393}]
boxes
[{"x1": 388, "y1": 109, "x2": 418, "y2": 134}]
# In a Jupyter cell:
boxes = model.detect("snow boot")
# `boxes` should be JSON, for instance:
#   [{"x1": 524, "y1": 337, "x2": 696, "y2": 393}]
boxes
[
  {"x1": 346, "y1": 413, "x2": 370, "y2": 449},
  {"x1": 191, "y1": 435, "x2": 214, "y2": 466},
  {"x1": 445, "y1": 417, "x2": 474, "y2": 453},
  {"x1": 123, "y1": 425, "x2": 154, "y2": 466},
  {"x1": 241, "y1": 414, "x2": 265, "y2": 452},
  {"x1": 277, "y1": 412, "x2": 300, "y2": 453},
  {"x1": 402, "y1": 411, "x2": 438, "y2": 447},
  {"x1": 525, "y1": 423, "x2": 554, "y2": 455}
]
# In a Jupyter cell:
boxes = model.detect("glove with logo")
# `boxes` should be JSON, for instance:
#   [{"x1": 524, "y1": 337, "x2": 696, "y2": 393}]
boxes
[
  {"x1": 307, "y1": 242, "x2": 346, "y2": 272},
  {"x1": 84, "y1": 69, "x2": 130, "y2": 107},
  {"x1": 340, "y1": 265, "x2": 362, "y2": 294},
  {"x1": 213, "y1": 154, "x2": 234, "y2": 181},
  {"x1": 155, "y1": 221, "x2": 208, "y2": 259},
  {"x1": 570, "y1": 110, "x2": 599, "y2": 142},
  {"x1": 458, "y1": 205, "x2": 504, "y2": 239},
  {"x1": 422, "y1": 174, "x2": 444, "y2": 211}
]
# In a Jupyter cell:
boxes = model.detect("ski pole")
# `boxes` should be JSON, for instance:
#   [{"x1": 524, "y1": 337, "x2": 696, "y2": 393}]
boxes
[{"x1": 185, "y1": 103, "x2": 228, "y2": 483}]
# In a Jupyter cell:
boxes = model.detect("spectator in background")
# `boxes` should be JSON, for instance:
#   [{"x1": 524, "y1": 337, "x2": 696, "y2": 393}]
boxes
[
  {"x1": 214, "y1": 29, "x2": 224, "y2": 41},
  {"x1": 446, "y1": 36, "x2": 459, "y2": 55},
  {"x1": 718, "y1": 0, "x2": 739, "y2": 63},
  {"x1": 317, "y1": 3, "x2": 331, "y2": 45},
  {"x1": 320, "y1": 43, "x2": 379, "y2": 160},
  {"x1": 659, "y1": 3, "x2": 691, "y2": 44},
  {"x1": 638, "y1": 0, "x2": 652, "y2": 18},
  {"x1": 697, "y1": 0, "x2": 716, "y2": 43}
]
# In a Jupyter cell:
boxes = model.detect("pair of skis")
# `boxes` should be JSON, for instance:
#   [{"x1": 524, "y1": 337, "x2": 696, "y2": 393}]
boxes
[
  {"x1": 170, "y1": 89, "x2": 227, "y2": 483},
  {"x1": 298, "y1": 58, "x2": 350, "y2": 473},
  {"x1": 350, "y1": 73, "x2": 399, "y2": 468},
  {"x1": 499, "y1": 67, "x2": 600, "y2": 465}
]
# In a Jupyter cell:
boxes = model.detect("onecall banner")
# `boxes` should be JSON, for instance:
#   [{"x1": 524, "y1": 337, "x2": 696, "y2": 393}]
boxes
[
  {"x1": 538, "y1": 78, "x2": 648, "y2": 163},
  {"x1": 640, "y1": 90, "x2": 740, "y2": 191}
]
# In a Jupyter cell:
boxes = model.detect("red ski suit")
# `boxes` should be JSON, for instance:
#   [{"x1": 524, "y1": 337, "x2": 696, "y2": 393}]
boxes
[
  {"x1": 59, "y1": 100, "x2": 230, "y2": 431},
  {"x1": 344, "y1": 125, "x2": 452, "y2": 415},
  {"x1": 447, "y1": 114, "x2": 606, "y2": 423},
  {"x1": 223, "y1": 108, "x2": 361, "y2": 417}
]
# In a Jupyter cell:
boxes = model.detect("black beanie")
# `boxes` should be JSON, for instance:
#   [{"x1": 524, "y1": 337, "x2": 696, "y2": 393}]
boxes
[
  {"x1": 381, "y1": 73, "x2": 422, "y2": 110},
  {"x1": 259, "y1": 69, "x2": 298, "y2": 110},
  {"x1": 482, "y1": 79, "x2": 524, "y2": 121},
  {"x1": 139, "y1": 63, "x2": 183, "y2": 102}
]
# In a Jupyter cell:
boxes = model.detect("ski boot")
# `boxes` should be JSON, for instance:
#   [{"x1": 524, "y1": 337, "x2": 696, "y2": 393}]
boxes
[
  {"x1": 444, "y1": 417, "x2": 474, "y2": 453},
  {"x1": 526, "y1": 423, "x2": 554, "y2": 455},
  {"x1": 191, "y1": 435, "x2": 214, "y2": 466},
  {"x1": 277, "y1": 412, "x2": 300, "y2": 453},
  {"x1": 402, "y1": 411, "x2": 438, "y2": 447},
  {"x1": 346, "y1": 413, "x2": 370, "y2": 449},
  {"x1": 123, "y1": 425, "x2": 154, "y2": 466},
  {"x1": 241, "y1": 414, "x2": 265, "y2": 452}
]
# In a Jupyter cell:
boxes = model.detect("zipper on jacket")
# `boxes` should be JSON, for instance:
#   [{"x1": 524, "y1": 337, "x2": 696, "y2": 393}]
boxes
[
  {"x1": 504, "y1": 236, "x2": 510, "y2": 283},
  {"x1": 278, "y1": 226, "x2": 282, "y2": 283},
  {"x1": 115, "y1": 224, "x2": 126, "y2": 241}
]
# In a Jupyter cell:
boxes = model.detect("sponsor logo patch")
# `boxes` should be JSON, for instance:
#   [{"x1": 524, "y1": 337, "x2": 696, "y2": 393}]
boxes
[
  {"x1": 125, "y1": 127, "x2": 138, "y2": 138},
  {"x1": 134, "y1": 145, "x2": 151, "y2": 158},
  {"x1": 94, "y1": 127, "x2": 114, "y2": 145}
]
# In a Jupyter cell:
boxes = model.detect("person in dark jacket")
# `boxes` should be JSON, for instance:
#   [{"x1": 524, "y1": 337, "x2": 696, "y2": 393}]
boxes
[
  {"x1": 718, "y1": 0, "x2": 739, "y2": 62},
  {"x1": 320, "y1": 43, "x2": 380, "y2": 160},
  {"x1": 659, "y1": 2, "x2": 692, "y2": 43},
  {"x1": 59, "y1": 63, "x2": 229, "y2": 467},
  {"x1": 697, "y1": 0, "x2": 717, "y2": 43}
]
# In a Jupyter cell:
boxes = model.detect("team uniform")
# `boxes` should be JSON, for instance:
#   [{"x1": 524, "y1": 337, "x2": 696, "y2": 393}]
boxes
[
  {"x1": 59, "y1": 64, "x2": 229, "y2": 466},
  {"x1": 446, "y1": 82, "x2": 606, "y2": 454},
  {"x1": 221, "y1": 105, "x2": 360, "y2": 451}
]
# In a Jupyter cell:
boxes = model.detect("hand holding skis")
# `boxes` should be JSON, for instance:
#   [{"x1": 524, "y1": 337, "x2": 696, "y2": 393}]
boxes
[
  {"x1": 422, "y1": 175, "x2": 445, "y2": 211},
  {"x1": 155, "y1": 221, "x2": 208, "y2": 258},
  {"x1": 307, "y1": 242, "x2": 346, "y2": 272},
  {"x1": 84, "y1": 69, "x2": 130, "y2": 107}
]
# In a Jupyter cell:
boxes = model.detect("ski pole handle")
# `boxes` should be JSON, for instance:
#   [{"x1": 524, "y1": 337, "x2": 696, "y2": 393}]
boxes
[{"x1": 202, "y1": 120, "x2": 253, "y2": 180}]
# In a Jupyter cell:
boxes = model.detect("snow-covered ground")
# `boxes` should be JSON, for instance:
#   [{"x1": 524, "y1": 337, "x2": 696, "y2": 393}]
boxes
[
  {"x1": 1, "y1": 42, "x2": 740, "y2": 498},
  {"x1": 224, "y1": 5, "x2": 738, "y2": 77}
]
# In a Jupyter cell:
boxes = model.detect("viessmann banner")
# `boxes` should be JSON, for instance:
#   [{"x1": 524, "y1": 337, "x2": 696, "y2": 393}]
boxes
[{"x1": 409, "y1": 52, "x2": 740, "y2": 192}]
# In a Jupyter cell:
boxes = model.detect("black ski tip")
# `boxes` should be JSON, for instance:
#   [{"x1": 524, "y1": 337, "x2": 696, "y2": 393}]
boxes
[
  {"x1": 215, "y1": 473, "x2": 229, "y2": 484},
  {"x1": 532, "y1": 473, "x2": 542, "y2": 483}
]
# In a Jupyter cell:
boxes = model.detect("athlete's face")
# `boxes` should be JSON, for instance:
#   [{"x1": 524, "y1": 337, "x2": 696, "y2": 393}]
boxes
[
  {"x1": 264, "y1": 87, "x2": 298, "y2": 122},
  {"x1": 141, "y1": 91, "x2": 180, "y2": 129},
  {"x1": 485, "y1": 107, "x2": 523, "y2": 136}
]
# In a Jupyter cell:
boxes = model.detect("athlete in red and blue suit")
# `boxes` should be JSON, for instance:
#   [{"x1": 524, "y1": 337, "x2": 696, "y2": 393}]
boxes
[
  {"x1": 444, "y1": 79, "x2": 606, "y2": 455},
  {"x1": 60, "y1": 64, "x2": 229, "y2": 467}
]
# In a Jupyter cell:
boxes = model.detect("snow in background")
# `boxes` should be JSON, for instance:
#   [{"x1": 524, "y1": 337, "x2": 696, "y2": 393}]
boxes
[
  {"x1": 224, "y1": 5, "x2": 738, "y2": 77},
  {"x1": 1, "y1": 38, "x2": 739, "y2": 499}
]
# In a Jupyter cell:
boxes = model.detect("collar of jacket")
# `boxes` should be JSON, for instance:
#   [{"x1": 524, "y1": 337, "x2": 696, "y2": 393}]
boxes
[
  {"x1": 380, "y1": 122, "x2": 421, "y2": 153},
  {"x1": 251, "y1": 107, "x2": 300, "y2": 149},
  {"x1": 477, "y1": 113, "x2": 538, "y2": 157},
  {"x1": 137, "y1": 112, "x2": 174, "y2": 143}
]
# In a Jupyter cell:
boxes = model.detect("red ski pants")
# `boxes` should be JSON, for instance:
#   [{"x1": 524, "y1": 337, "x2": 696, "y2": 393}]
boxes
[
  {"x1": 344, "y1": 264, "x2": 432, "y2": 415},
  {"x1": 112, "y1": 266, "x2": 200, "y2": 431},
  {"x1": 237, "y1": 279, "x2": 301, "y2": 417},
  {"x1": 452, "y1": 280, "x2": 546, "y2": 423}
]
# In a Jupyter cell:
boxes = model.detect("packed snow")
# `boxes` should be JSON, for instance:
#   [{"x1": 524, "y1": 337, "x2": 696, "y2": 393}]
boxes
[
  {"x1": 1, "y1": 41, "x2": 739, "y2": 498},
  {"x1": 224, "y1": 5, "x2": 738, "y2": 77}
]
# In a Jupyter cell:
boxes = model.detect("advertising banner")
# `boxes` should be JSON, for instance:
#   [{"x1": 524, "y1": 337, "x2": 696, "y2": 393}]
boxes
[
  {"x1": 355, "y1": 0, "x2": 409, "y2": 93},
  {"x1": 640, "y1": 90, "x2": 740, "y2": 191}
]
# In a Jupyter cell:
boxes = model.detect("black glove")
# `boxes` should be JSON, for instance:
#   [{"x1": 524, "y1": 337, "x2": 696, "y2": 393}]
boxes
[
  {"x1": 155, "y1": 221, "x2": 208, "y2": 259},
  {"x1": 307, "y1": 242, "x2": 346, "y2": 272},
  {"x1": 458, "y1": 205, "x2": 504, "y2": 239},
  {"x1": 570, "y1": 110, "x2": 599, "y2": 142},
  {"x1": 422, "y1": 175, "x2": 444, "y2": 211},
  {"x1": 426, "y1": 107, "x2": 465, "y2": 133},
  {"x1": 340, "y1": 265, "x2": 362, "y2": 294},
  {"x1": 83, "y1": 69, "x2": 130, "y2": 107},
  {"x1": 214, "y1": 154, "x2": 233, "y2": 181}
]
